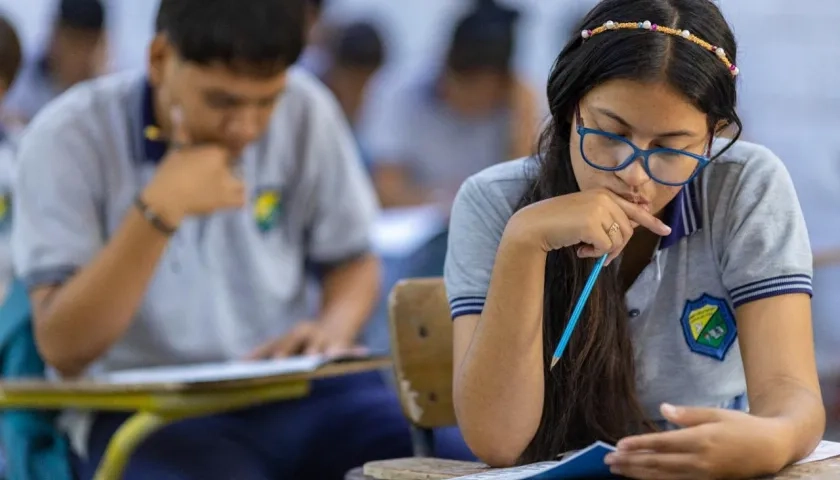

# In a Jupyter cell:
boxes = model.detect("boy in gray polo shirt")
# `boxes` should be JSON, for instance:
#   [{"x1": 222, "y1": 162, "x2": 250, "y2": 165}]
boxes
[{"x1": 11, "y1": 0, "x2": 416, "y2": 478}]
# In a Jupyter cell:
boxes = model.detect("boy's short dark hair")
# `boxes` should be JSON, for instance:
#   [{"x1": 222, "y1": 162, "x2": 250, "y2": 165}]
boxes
[
  {"x1": 0, "y1": 14, "x2": 21, "y2": 89},
  {"x1": 446, "y1": 0, "x2": 519, "y2": 75},
  {"x1": 155, "y1": 0, "x2": 305, "y2": 77},
  {"x1": 58, "y1": 0, "x2": 104, "y2": 31},
  {"x1": 332, "y1": 22, "x2": 385, "y2": 70}
]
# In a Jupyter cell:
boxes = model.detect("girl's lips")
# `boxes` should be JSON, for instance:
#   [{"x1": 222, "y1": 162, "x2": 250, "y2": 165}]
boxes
[{"x1": 616, "y1": 193, "x2": 651, "y2": 212}]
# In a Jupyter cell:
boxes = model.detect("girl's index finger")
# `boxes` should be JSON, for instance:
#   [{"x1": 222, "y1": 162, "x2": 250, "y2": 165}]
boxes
[{"x1": 608, "y1": 192, "x2": 672, "y2": 236}]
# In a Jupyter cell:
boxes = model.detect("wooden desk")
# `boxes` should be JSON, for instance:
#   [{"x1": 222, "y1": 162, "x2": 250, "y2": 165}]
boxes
[
  {"x1": 359, "y1": 456, "x2": 840, "y2": 479},
  {"x1": 0, "y1": 358, "x2": 390, "y2": 480}
]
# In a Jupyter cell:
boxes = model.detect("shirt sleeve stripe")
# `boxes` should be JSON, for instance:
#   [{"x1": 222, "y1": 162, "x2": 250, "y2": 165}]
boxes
[
  {"x1": 22, "y1": 266, "x2": 78, "y2": 290},
  {"x1": 451, "y1": 307, "x2": 484, "y2": 319},
  {"x1": 450, "y1": 296, "x2": 486, "y2": 320},
  {"x1": 450, "y1": 296, "x2": 486, "y2": 306},
  {"x1": 731, "y1": 287, "x2": 813, "y2": 308},
  {"x1": 729, "y1": 275, "x2": 813, "y2": 308},
  {"x1": 729, "y1": 274, "x2": 811, "y2": 296}
]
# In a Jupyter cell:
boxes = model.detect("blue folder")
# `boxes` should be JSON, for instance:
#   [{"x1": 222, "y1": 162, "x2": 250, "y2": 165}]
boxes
[{"x1": 529, "y1": 441, "x2": 621, "y2": 479}]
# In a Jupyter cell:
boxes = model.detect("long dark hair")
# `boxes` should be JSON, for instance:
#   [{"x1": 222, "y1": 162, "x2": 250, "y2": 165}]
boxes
[{"x1": 517, "y1": 0, "x2": 742, "y2": 463}]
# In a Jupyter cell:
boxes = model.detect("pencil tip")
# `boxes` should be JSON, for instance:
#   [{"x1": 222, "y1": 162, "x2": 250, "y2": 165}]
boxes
[{"x1": 550, "y1": 357, "x2": 559, "y2": 369}]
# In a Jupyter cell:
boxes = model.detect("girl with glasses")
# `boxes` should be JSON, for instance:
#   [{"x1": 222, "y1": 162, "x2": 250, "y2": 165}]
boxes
[{"x1": 444, "y1": 0, "x2": 824, "y2": 478}]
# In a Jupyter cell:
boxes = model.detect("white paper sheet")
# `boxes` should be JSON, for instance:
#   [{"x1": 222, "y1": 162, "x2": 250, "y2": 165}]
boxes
[
  {"x1": 95, "y1": 355, "x2": 326, "y2": 385},
  {"x1": 371, "y1": 205, "x2": 447, "y2": 257},
  {"x1": 450, "y1": 461, "x2": 562, "y2": 480},
  {"x1": 794, "y1": 440, "x2": 840, "y2": 465}
]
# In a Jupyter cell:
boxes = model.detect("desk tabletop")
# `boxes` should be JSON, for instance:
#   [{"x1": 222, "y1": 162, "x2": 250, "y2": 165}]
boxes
[
  {"x1": 360, "y1": 456, "x2": 840, "y2": 480},
  {"x1": 0, "y1": 357, "x2": 391, "y2": 394}
]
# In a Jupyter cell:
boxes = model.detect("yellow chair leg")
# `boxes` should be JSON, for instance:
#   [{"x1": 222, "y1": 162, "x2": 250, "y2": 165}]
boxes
[{"x1": 92, "y1": 411, "x2": 169, "y2": 480}]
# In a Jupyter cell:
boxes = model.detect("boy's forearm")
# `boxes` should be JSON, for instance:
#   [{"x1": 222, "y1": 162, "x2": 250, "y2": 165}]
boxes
[
  {"x1": 317, "y1": 253, "x2": 380, "y2": 342},
  {"x1": 34, "y1": 209, "x2": 171, "y2": 377}
]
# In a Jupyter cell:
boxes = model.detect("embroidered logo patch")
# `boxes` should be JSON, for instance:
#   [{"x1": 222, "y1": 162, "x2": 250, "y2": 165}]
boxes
[
  {"x1": 680, "y1": 294, "x2": 736, "y2": 361},
  {"x1": 253, "y1": 188, "x2": 282, "y2": 232}
]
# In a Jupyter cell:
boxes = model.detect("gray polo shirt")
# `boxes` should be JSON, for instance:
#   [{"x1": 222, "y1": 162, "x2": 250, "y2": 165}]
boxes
[
  {"x1": 362, "y1": 77, "x2": 512, "y2": 200},
  {"x1": 444, "y1": 140, "x2": 813, "y2": 418},
  {"x1": 12, "y1": 67, "x2": 379, "y2": 373}
]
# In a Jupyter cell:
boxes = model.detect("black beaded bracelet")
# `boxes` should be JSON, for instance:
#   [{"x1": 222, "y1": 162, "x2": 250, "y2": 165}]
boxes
[{"x1": 134, "y1": 196, "x2": 177, "y2": 236}]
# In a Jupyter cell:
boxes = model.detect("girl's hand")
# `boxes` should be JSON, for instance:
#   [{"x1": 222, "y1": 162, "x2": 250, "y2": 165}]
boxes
[
  {"x1": 507, "y1": 188, "x2": 671, "y2": 265},
  {"x1": 605, "y1": 403, "x2": 790, "y2": 479}
]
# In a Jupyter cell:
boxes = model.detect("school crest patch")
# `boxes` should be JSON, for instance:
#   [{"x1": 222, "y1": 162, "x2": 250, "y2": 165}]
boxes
[
  {"x1": 680, "y1": 294, "x2": 736, "y2": 361},
  {"x1": 253, "y1": 188, "x2": 282, "y2": 232}
]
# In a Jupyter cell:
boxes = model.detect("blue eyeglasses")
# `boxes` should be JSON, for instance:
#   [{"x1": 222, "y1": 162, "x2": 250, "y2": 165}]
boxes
[{"x1": 575, "y1": 107, "x2": 710, "y2": 186}]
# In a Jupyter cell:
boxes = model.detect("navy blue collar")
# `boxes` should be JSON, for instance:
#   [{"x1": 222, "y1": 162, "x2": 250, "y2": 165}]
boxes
[
  {"x1": 140, "y1": 80, "x2": 167, "y2": 163},
  {"x1": 659, "y1": 180, "x2": 702, "y2": 249}
]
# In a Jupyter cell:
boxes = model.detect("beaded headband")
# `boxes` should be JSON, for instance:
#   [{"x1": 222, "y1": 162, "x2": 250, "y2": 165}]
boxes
[{"x1": 581, "y1": 20, "x2": 739, "y2": 77}]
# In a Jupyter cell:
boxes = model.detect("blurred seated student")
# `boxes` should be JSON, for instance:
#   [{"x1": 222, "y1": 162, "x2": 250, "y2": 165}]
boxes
[
  {"x1": 364, "y1": 0, "x2": 539, "y2": 209},
  {"x1": 3, "y1": 0, "x2": 105, "y2": 123},
  {"x1": 298, "y1": 0, "x2": 330, "y2": 75},
  {"x1": 322, "y1": 22, "x2": 385, "y2": 135},
  {"x1": 305, "y1": 0, "x2": 323, "y2": 32},
  {"x1": 298, "y1": 1, "x2": 385, "y2": 131},
  {"x1": 10, "y1": 0, "x2": 423, "y2": 478},
  {"x1": 321, "y1": 21, "x2": 386, "y2": 173},
  {"x1": 445, "y1": 0, "x2": 824, "y2": 478},
  {"x1": 0, "y1": 13, "x2": 21, "y2": 299}
]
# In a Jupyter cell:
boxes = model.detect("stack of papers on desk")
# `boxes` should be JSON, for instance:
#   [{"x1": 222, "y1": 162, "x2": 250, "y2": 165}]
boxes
[{"x1": 94, "y1": 353, "x2": 375, "y2": 385}]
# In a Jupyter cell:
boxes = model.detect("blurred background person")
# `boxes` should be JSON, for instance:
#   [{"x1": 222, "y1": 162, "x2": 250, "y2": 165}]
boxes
[
  {"x1": 298, "y1": 0, "x2": 330, "y2": 74},
  {"x1": 362, "y1": 0, "x2": 539, "y2": 209},
  {"x1": 0, "y1": 13, "x2": 20, "y2": 109},
  {"x1": 3, "y1": 0, "x2": 105, "y2": 122},
  {"x1": 321, "y1": 21, "x2": 386, "y2": 172},
  {"x1": 322, "y1": 22, "x2": 385, "y2": 136},
  {"x1": 306, "y1": 0, "x2": 323, "y2": 33},
  {"x1": 0, "y1": 15, "x2": 21, "y2": 477},
  {"x1": 0, "y1": 12, "x2": 20, "y2": 301}
]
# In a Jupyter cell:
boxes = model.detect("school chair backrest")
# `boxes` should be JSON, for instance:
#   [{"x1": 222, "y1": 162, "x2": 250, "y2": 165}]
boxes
[{"x1": 387, "y1": 277, "x2": 456, "y2": 456}]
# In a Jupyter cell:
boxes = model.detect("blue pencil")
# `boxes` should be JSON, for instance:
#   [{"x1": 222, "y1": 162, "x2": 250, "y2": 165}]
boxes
[{"x1": 550, "y1": 253, "x2": 608, "y2": 370}]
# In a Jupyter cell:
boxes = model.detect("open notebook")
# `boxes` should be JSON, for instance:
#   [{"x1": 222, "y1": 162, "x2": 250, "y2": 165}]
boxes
[
  {"x1": 450, "y1": 440, "x2": 840, "y2": 479},
  {"x1": 452, "y1": 442, "x2": 618, "y2": 480},
  {"x1": 93, "y1": 352, "x2": 379, "y2": 385}
]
